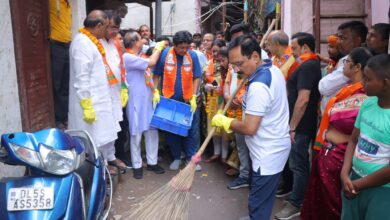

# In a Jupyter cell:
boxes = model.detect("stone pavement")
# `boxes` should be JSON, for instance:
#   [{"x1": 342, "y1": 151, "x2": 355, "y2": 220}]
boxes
[{"x1": 108, "y1": 153, "x2": 301, "y2": 220}]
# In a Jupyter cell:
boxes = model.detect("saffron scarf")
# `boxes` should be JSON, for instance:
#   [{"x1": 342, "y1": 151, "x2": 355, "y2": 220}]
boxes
[
  {"x1": 205, "y1": 59, "x2": 214, "y2": 83},
  {"x1": 112, "y1": 37, "x2": 127, "y2": 89},
  {"x1": 79, "y1": 28, "x2": 118, "y2": 86},
  {"x1": 314, "y1": 81, "x2": 364, "y2": 150},
  {"x1": 125, "y1": 48, "x2": 154, "y2": 90},
  {"x1": 162, "y1": 47, "x2": 193, "y2": 100},
  {"x1": 298, "y1": 53, "x2": 319, "y2": 64}
]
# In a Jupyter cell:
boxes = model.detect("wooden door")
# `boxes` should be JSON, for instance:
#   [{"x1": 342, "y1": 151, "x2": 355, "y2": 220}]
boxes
[
  {"x1": 314, "y1": 0, "x2": 368, "y2": 54},
  {"x1": 10, "y1": 0, "x2": 55, "y2": 131}
]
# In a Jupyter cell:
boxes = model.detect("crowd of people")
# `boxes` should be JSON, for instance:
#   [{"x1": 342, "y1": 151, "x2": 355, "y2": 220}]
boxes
[{"x1": 50, "y1": 1, "x2": 390, "y2": 219}]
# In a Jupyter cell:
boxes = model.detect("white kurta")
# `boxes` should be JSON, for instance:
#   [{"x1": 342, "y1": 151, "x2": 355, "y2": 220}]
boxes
[
  {"x1": 100, "y1": 38, "x2": 123, "y2": 124},
  {"x1": 68, "y1": 33, "x2": 119, "y2": 147}
]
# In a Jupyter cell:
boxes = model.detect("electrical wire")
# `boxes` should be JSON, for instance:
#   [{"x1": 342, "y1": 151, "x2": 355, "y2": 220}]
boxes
[{"x1": 160, "y1": 1, "x2": 241, "y2": 29}]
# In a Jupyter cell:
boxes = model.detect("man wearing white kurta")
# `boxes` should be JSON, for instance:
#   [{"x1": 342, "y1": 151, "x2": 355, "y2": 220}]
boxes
[
  {"x1": 99, "y1": 11, "x2": 128, "y2": 172},
  {"x1": 123, "y1": 30, "x2": 166, "y2": 179},
  {"x1": 68, "y1": 10, "x2": 120, "y2": 168}
]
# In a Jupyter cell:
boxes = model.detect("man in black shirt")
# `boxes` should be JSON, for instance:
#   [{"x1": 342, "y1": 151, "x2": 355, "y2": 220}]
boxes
[{"x1": 275, "y1": 32, "x2": 322, "y2": 220}]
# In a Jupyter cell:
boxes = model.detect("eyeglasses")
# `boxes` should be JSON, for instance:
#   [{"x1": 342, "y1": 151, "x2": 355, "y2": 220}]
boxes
[{"x1": 231, "y1": 61, "x2": 245, "y2": 68}]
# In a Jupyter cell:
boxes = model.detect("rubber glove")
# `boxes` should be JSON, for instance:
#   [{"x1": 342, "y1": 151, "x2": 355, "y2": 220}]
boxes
[
  {"x1": 152, "y1": 89, "x2": 160, "y2": 108},
  {"x1": 211, "y1": 114, "x2": 234, "y2": 133},
  {"x1": 80, "y1": 98, "x2": 96, "y2": 124},
  {"x1": 120, "y1": 88, "x2": 128, "y2": 108},
  {"x1": 189, "y1": 95, "x2": 197, "y2": 113},
  {"x1": 154, "y1": 41, "x2": 167, "y2": 53}
]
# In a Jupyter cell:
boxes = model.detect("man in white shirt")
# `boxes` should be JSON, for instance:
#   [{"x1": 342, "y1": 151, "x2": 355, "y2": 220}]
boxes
[
  {"x1": 99, "y1": 10, "x2": 128, "y2": 173},
  {"x1": 319, "y1": 21, "x2": 368, "y2": 111},
  {"x1": 211, "y1": 35, "x2": 291, "y2": 220}
]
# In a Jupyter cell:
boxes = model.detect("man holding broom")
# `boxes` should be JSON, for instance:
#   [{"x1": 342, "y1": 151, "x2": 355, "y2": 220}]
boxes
[{"x1": 211, "y1": 35, "x2": 291, "y2": 220}]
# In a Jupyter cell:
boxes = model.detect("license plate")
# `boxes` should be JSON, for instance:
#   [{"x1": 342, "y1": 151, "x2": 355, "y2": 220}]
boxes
[{"x1": 7, "y1": 187, "x2": 54, "y2": 211}]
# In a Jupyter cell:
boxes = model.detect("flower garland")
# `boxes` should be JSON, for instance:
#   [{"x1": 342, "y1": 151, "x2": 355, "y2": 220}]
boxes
[
  {"x1": 79, "y1": 28, "x2": 105, "y2": 56},
  {"x1": 79, "y1": 28, "x2": 119, "y2": 86}
]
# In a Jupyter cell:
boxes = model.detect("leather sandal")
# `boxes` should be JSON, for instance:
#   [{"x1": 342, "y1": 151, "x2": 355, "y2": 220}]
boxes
[
  {"x1": 108, "y1": 159, "x2": 127, "y2": 174},
  {"x1": 107, "y1": 165, "x2": 118, "y2": 176},
  {"x1": 205, "y1": 155, "x2": 220, "y2": 163}
]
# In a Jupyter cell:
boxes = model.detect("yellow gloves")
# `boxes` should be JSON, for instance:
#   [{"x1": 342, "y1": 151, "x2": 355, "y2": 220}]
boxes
[
  {"x1": 154, "y1": 41, "x2": 167, "y2": 53},
  {"x1": 80, "y1": 98, "x2": 96, "y2": 124},
  {"x1": 153, "y1": 89, "x2": 160, "y2": 107},
  {"x1": 120, "y1": 88, "x2": 128, "y2": 108},
  {"x1": 189, "y1": 95, "x2": 197, "y2": 113},
  {"x1": 211, "y1": 114, "x2": 234, "y2": 133}
]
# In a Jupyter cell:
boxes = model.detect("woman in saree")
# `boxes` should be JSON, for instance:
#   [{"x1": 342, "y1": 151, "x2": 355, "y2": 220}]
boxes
[{"x1": 301, "y1": 47, "x2": 373, "y2": 220}]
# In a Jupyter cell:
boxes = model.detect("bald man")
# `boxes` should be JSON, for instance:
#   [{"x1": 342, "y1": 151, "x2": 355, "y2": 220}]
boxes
[
  {"x1": 267, "y1": 30, "x2": 298, "y2": 80},
  {"x1": 68, "y1": 10, "x2": 121, "y2": 175},
  {"x1": 202, "y1": 33, "x2": 214, "y2": 61}
]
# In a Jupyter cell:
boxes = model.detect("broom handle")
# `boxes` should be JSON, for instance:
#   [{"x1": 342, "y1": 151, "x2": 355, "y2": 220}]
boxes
[{"x1": 196, "y1": 77, "x2": 247, "y2": 156}]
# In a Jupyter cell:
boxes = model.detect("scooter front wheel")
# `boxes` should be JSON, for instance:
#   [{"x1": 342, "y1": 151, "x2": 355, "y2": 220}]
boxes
[{"x1": 101, "y1": 166, "x2": 113, "y2": 220}]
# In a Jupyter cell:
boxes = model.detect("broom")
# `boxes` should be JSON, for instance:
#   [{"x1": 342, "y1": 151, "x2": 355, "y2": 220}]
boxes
[{"x1": 126, "y1": 77, "x2": 247, "y2": 220}]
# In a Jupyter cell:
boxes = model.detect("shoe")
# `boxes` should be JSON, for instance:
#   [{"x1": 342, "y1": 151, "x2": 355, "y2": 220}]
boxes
[
  {"x1": 133, "y1": 168, "x2": 143, "y2": 179},
  {"x1": 274, "y1": 201, "x2": 300, "y2": 220},
  {"x1": 185, "y1": 160, "x2": 202, "y2": 172},
  {"x1": 275, "y1": 188, "x2": 292, "y2": 198},
  {"x1": 56, "y1": 121, "x2": 67, "y2": 130},
  {"x1": 169, "y1": 159, "x2": 182, "y2": 170},
  {"x1": 227, "y1": 177, "x2": 249, "y2": 190},
  {"x1": 147, "y1": 164, "x2": 165, "y2": 174},
  {"x1": 195, "y1": 164, "x2": 202, "y2": 172}
]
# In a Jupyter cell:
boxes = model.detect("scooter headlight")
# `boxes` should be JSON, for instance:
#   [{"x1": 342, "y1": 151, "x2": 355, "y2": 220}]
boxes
[
  {"x1": 39, "y1": 144, "x2": 77, "y2": 175},
  {"x1": 9, "y1": 143, "x2": 42, "y2": 168}
]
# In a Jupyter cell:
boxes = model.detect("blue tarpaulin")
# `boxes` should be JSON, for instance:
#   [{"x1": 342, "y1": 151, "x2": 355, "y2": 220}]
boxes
[{"x1": 266, "y1": 0, "x2": 281, "y2": 15}]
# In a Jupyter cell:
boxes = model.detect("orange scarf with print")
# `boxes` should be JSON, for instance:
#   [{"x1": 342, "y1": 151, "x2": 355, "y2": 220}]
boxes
[
  {"x1": 314, "y1": 81, "x2": 364, "y2": 150},
  {"x1": 125, "y1": 48, "x2": 154, "y2": 90},
  {"x1": 163, "y1": 47, "x2": 193, "y2": 100},
  {"x1": 112, "y1": 37, "x2": 127, "y2": 89}
]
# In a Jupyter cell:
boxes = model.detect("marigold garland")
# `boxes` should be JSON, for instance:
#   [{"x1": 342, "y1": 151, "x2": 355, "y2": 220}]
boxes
[{"x1": 79, "y1": 28, "x2": 106, "y2": 56}]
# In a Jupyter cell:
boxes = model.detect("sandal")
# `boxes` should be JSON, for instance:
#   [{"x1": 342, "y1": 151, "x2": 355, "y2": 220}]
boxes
[
  {"x1": 225, "y1": 168, "x2": 239, "y2": 177},
  {"x1": 205, "y1": 155, "x2": 220, "y2": 163},
  {"x1": 107, "y1": 165, "x2": 118, "y2": 176},
  {"x1": 108, "y1": 159, "x2": 127, "y2": 174}
]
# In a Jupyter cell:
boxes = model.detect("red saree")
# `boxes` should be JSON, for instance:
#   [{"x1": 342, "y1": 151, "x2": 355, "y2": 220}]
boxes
[{"x1": 301, "y1": 89, "x2": 366, "y2": 220}]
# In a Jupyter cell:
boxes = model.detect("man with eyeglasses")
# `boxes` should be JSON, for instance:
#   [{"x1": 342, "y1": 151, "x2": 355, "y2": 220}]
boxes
[{"x1": 211, "y1": 35, "x2": 291, "y2": 220}]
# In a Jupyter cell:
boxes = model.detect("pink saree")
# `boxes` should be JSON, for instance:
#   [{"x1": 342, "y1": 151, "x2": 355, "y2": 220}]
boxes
[{"x1": 301, "y1": 89, "x2": 366, "y2": 220}]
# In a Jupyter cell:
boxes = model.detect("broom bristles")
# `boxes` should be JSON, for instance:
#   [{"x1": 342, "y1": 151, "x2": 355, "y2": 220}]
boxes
[{"x1": 125, "y1": 161, "x2": 197, "y2": 220}]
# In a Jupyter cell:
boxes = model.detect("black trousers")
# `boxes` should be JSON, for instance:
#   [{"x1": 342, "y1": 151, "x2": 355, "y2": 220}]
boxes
[
  {"x1": 115, "y1": 108, "x2": 131, "y2": 166},
  {"x1": 50, "y1": 40, "x2": 70, "y2": 123}
]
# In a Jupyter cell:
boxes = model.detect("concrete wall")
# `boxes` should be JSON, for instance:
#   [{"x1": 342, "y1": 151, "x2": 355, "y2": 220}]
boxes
[
  {"x1": 0, "y1": 1, "x2": 25, "y2": 177},
  {"x1": 371, "y1": 0, "x2": 389, "y2": 25},
  {"x1": 282, "y1": 0, "x2": 313, "y2": 38},
  {"x1": 122, "y1": 0, "x2": 200, "y2": 36},
  {"x1": 71, "y1": 0, "x2": 87, "y2": 38}
]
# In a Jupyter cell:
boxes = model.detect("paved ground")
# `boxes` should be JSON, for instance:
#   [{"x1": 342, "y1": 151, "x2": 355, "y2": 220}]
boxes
[{"x1": 108, "y1": 153, "x2": 300, "y2": 220}]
